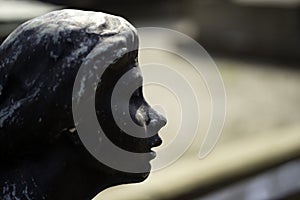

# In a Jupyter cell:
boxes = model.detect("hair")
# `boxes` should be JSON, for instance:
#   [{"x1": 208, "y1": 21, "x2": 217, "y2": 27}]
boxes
[{"x1": 0, "y1": 9, "x2": 137, "y2": 158}]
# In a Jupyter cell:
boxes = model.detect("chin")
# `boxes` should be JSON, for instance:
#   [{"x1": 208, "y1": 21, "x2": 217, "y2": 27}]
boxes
[
  {"x1": 119, "y1": 171, "x2": 150, "y2": 185},
  {"x1": 113, "y1": 161, "x2": 152, "y2": 185}
]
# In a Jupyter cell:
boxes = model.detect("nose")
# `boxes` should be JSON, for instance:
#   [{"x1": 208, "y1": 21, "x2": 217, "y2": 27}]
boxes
[{"x1": 148, "y1": 107, "x2": 167, "y2": 132}]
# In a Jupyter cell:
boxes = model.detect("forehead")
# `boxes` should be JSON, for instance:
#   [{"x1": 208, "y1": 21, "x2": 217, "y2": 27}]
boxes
[
  {"x1": 119, "y1": 67, "x2": 143, "y2": 88},
  {"x1": 130, "y1": 67, "x2": 142, "y2": 80}
]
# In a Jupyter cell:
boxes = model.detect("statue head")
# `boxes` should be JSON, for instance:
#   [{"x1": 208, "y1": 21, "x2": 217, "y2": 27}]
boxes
[{"x1": 0, "y1": 9, "x2": 166, "y2": 199}]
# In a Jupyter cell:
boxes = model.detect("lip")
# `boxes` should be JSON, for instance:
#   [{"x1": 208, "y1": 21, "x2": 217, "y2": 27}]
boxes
[
  {"x1": 148, "y1": 134, "x2": 161, "y2": 160},
  {"x1": 149, "y1": 151, "x2": 157, "y2": 160},
  {"x1": 150, "y1": 134, "x2": 162, "y2": 148}
]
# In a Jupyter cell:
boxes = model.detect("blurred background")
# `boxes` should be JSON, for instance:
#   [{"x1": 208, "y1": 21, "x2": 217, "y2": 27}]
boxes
[{"x1": 1, "y1": 0, "x2": 300, "y2": 199}]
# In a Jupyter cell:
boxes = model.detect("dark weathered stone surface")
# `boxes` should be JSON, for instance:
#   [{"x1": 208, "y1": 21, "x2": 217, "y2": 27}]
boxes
[
  {"x1": 0, "y1": 9, "x2": 135, "y2": 156},
  {"x1": 0, "y1": 9, "x2": 166, "y2": 200}
]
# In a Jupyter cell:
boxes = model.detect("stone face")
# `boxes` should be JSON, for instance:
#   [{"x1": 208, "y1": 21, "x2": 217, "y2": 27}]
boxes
[{"x1": 0, "y1": 9, "x2": 138, "y2": 156}]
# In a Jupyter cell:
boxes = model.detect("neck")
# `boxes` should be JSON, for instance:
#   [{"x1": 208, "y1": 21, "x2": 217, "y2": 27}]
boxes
[{"x1": 0, "y1": 141, "x2": 114, "y2": 200}]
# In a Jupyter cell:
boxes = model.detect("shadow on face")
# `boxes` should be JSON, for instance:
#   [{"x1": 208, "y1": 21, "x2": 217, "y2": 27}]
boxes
[{"x1": 94, "y1": 51, "x2": 167, "y2": 182}]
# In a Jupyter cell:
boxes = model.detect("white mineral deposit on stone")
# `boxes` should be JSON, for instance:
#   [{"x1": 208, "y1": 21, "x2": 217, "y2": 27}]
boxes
[
  {"x1": 28, "y1": 88, "x2": 40, "y2": 103},
  {"x1": 0, "y1": 101, "x2": 22, "y2": 127},
  {"x1": 24, "y1": 80, "x2": 35, "y2": 87},
  {"x1": 0, "y1": 88, "x2": 40, "y2": 127},
  {"x1": 2, "y1": 182, "x2": 21, "y2": 200},
  {"x1": 9, "y1": 45, "x2": 23, "y2": 65},
  {"x1": 49, "y1": 51, "x2": 58, "y2": 61},
  {"x1": 52, "y1": 83, "x2": 59, "y2": 92},
  {"x1": 11, "y1": 184, "x2": 17, "y2": 200},
  {"x1": 70, "y1": 41, "x2": 90, "y2": 60},
  {"x1": 22, "y1": 185, "x2": 31, "y2": 200},
  {"x1": 115, "y1": 47, "x2": 128, "y2": 58},
  {"x1": 77, "y1": 75, "x2": 86, "y2": 101},
  {"x1": 31, "y1": 178, "x2": 38, "y2": 189}
]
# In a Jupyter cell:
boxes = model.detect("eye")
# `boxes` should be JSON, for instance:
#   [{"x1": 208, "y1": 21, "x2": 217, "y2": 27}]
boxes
[{"x1": 132, "y1": 87, "x2": 142, "y2": 99}]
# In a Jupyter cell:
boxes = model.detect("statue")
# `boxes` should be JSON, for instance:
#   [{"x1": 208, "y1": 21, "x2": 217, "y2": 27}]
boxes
[{"x1": 0, "y1": 9, "x2": 166, "y2": 200}]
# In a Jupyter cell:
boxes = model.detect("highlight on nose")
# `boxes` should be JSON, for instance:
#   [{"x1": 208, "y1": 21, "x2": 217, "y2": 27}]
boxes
[{"x1": 148, "y1": 107, "x2": 167, "y2": 131}]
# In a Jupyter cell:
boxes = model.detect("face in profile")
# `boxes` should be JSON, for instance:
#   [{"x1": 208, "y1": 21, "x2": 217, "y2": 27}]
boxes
[{"x1": 95, "y1": 51, "x2": 167, "y2": 181}]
